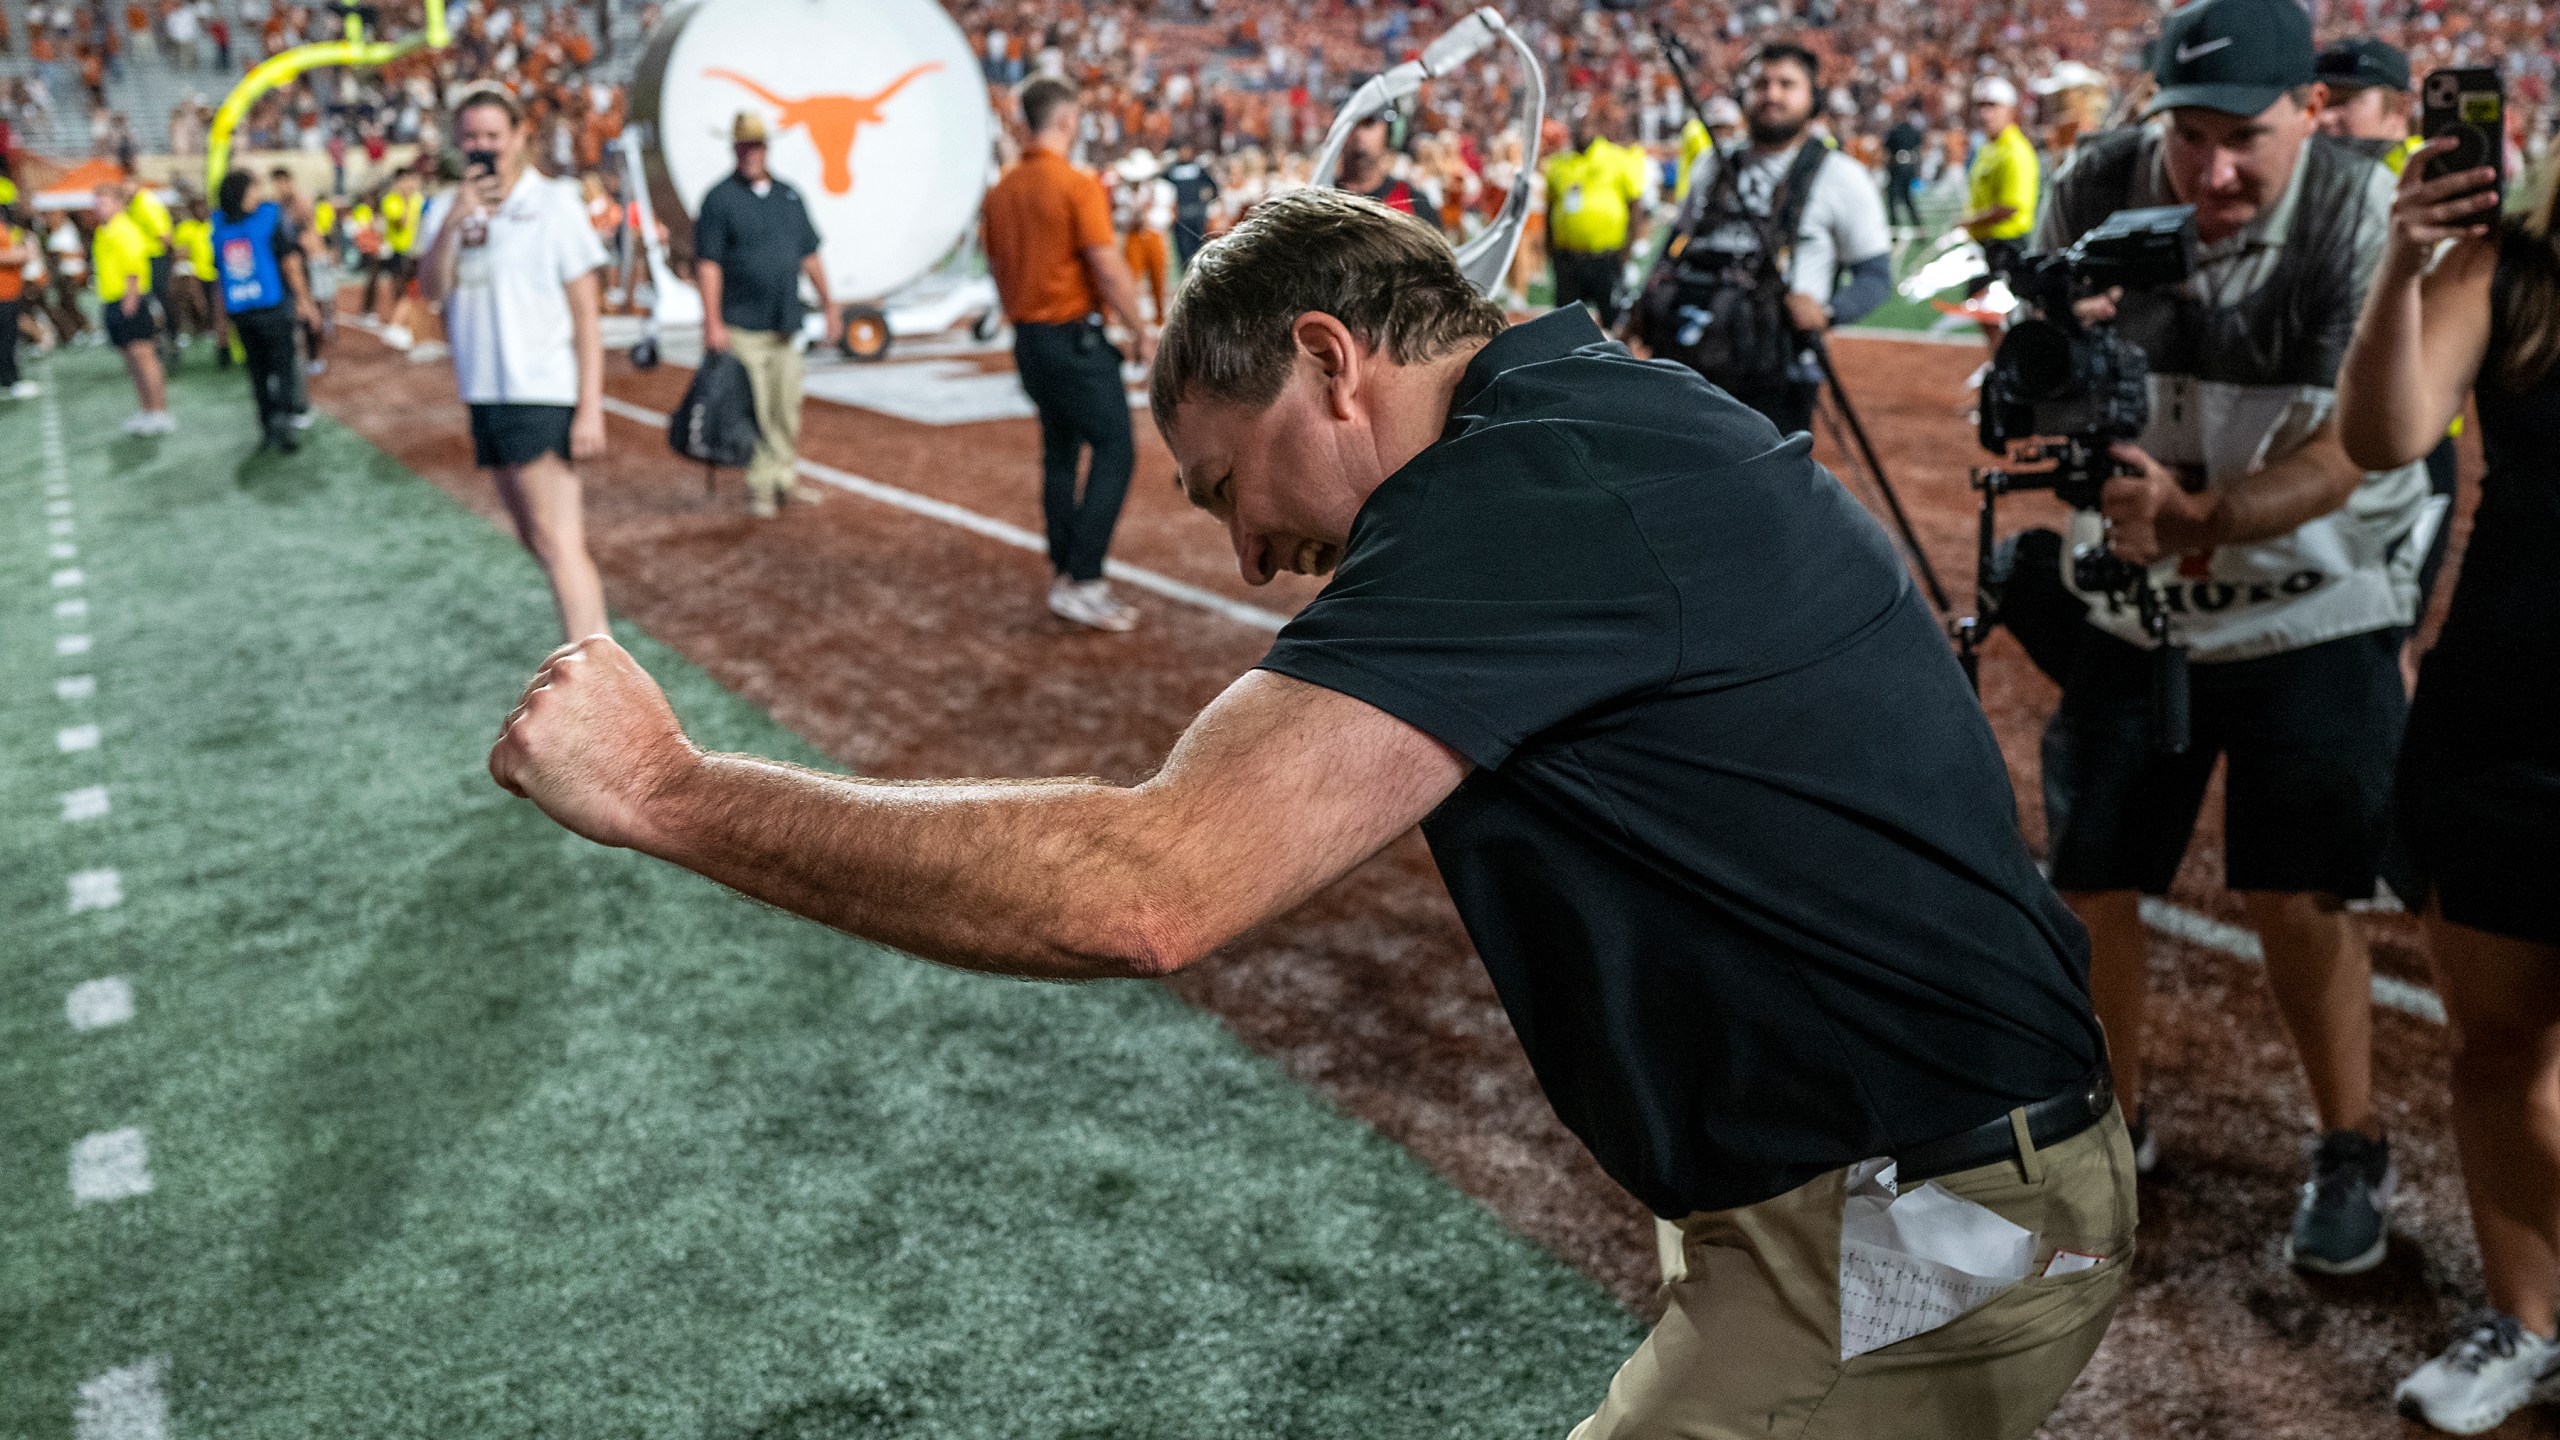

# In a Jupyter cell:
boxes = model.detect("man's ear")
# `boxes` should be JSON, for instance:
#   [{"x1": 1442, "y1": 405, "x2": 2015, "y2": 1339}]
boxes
[{"x1": 1291, "y1": 312, "x2": 1364, "y2": 423}]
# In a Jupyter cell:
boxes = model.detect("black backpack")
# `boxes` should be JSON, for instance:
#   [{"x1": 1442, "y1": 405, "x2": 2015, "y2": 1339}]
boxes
[
  {"x1": 667, "y1": 349, "x2": 761, "y2": 472},
  {"x1": 1636, "y1": 140, "x2": 1831, "y2": 393}
]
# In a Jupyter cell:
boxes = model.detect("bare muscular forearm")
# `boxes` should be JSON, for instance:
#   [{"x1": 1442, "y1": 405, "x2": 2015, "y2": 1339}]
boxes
[{"x1": 644, "y1": 755, "x2": 1185, "y2": 981}]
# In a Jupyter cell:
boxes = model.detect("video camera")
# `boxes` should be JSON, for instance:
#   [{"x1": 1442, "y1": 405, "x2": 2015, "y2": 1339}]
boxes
[{"x1": 1963, "y1": 204, "x2": 2200, "y2": 753}]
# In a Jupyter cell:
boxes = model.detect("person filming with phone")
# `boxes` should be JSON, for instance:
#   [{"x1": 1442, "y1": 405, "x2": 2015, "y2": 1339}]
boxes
[
  {"x1": 2335, "y1": 78, "x2": 2560, "y2": 1435},
  {"x1": 422, "y1": 86, "x2": 613, "y2": 646},
  {"x1": 2022, "y1": 0, "x2": 2433, "y2": 1274}
]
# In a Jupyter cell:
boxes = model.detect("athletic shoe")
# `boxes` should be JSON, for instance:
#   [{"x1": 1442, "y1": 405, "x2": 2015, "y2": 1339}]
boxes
[
  {"x1": 119, "y1": 411, "x2": 157, "y2": 435},
  {"x1": 381, "y1": 324, "x2": 414, "y2": 351},
  {"x1": 8, "y1": 381, "x2": 36, "y2": 398},
  {"x1": 2396, "y1": 1314, "x2": 2560, "y2": 1434},
  {"x1": 749, "y1": 491, "x2": 780, "y2": 519},
  {"x1": 2126, "y1": 1103, "x2": 2159, "y2": 1175},
  {"x1": 407, "y1": 341, "x2": 448, "y2": 363},
  {"x1": 784, "y1": 483, "x2": 824, "y2": 505},
  {"x1": 1049, "y1": 576, "x2": 1138, "y2": 633},
  {"x1": 149, "y1": 411, "x2": 179, "y2": 435},
  {"x1": 2286, "y1": 1129, "x2": 2395, "y2": 1275},
  {"x1": 290, "y1": 411, "x2": 315, "y2": 430}
]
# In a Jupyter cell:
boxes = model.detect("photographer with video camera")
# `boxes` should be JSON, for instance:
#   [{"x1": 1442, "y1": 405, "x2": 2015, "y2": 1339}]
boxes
[
  {"x1": 2336, "y1": 112, "x2": 2560, "y2": 1434},
  {"x1": 2019, "y1": 0, "x2": 2433, "y2": 1275},
  {"x1": 1634, "y1": 41, "x2": 1893, "y2": 437}
]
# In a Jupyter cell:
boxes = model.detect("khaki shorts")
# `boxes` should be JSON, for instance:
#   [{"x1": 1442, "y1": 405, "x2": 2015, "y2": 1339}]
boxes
[{"x1": 1573, "y1": 1106, "x2": 2137, "y2": 1440}]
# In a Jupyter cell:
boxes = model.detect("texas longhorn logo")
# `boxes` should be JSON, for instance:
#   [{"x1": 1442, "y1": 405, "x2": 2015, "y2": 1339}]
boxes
[{"x1": 705, "y1": 63, "x2": 941, "y2": 195}]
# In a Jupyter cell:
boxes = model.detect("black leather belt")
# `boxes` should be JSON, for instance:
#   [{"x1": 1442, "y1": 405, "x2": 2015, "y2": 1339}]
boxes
[{"x1": 1893, "y1": 1070, "x2": 2115, "y2": 1185}]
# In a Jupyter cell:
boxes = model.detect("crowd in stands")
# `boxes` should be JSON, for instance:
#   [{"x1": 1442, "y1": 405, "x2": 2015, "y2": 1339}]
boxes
[{"x1": 7, "y1": 0, "x2": 2560, "y2": 356}]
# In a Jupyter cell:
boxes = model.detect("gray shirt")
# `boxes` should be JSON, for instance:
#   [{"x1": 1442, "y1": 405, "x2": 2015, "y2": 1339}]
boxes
[{"x1": 1673, "y1": 141, "x2": 1892, "y2": 302}]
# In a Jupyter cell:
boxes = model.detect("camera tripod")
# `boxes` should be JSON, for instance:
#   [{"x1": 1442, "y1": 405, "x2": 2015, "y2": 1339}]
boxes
[{"x1": 1807, "y1": 338, "x2": 1954, "y2": 617}]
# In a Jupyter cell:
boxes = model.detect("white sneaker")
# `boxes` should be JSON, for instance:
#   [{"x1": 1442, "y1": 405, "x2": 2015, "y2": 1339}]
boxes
[
  {"x1": 407, "y1": 340, "x2": 448, "y2": 363},
  {"x1": 2398, "y1": 1315, "x2": 2560, "y2": 1433},
  {"x1": 1048, "y1": 576, "x2": 1137, "y2": 633},
  {"x1": 290, "y1": 411, "x2": 315, "y2": 430},
  {"x1": 10, "y1": 380, "x2": 39, "y2": 398},
  {"x1": 120, "y1": 411, "x2": 156, "y2": 434},
  {"x1": 148, "y1": 410, "x2": 178, "y2": 435},
  {"x1": 381, "y1": 324, "x2": 414, "y2": 351}
]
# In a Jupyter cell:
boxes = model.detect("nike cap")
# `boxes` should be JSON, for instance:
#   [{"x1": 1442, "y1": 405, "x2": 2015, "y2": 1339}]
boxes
[
  {"x1": 1973, "y1": 76, "x2": 2019, "y2": 108},
  {"x1": 2315, "y1": 37, "x2": 2412, "y2": 94},
  {"x1": 2144, "y1": 0, "x2": 2316, "y2": 119}
]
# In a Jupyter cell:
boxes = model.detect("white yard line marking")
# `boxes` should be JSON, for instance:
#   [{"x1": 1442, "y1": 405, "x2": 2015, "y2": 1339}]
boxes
[
  {"x1": 67, "y1": 868, "x2": 123, "y2": 912},
  {"x1": 61, "y1": 785, "x2": 109, "y2": 821},
  {"x1": 2139, "y1": 897, "x2": 2446, "y2": 1026},
  {"x1": 598, "y1": 396, "x2": 1295, "y2": 633},
  {"x1": 46, "y1": 498, "x2": 72, "y2": 516},
  {"x1": 56, "y1": 634, "x2": 91, "y2": 656},
  {"x1": 50, "y1": 517, "x2": 74, "y2": 536},
  {"x1": 66, "y1": 978, "x2": 134, "y2": 1031},
  {"x1": 73, "y1": 1356, "x2": 168, "y2": 1440},
  {"x1": 57, "y1": 675, "x2": 96, "y2": 701},
  {"x1": 50, "y1": 541, "x2": 76, "y2": 559},
  {"x1": 69, "y1": 1128, "x2": 152, "y2": 1204},
  {"x1": 51, "y1": 567, "x2": 82, "y2": 588},
  {"x1": 56, "y1": 597, "x2": 88, "y2": 619},
  {"x1": 57, "y1": 723, "x2": 100, "y2": 752}
]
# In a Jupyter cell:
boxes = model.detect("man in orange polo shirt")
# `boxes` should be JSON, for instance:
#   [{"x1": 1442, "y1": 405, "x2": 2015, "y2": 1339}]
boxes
[{"x1": 981, "y1": 75, "x2": 1156, "y2": 633}]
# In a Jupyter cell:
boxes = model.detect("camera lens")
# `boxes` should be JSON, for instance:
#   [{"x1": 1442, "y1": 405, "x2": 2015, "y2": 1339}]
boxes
[{"x1": 1997, "y1": 321, "x2": 2077, "y2": 401}]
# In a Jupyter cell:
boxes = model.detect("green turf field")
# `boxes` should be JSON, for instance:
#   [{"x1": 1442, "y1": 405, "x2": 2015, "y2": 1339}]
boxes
[{"x1": 0, "y1": 348, "x2": 1642, "y2": 1436}]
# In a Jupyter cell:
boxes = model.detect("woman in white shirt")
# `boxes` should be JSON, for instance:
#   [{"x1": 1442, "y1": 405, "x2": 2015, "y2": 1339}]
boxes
[{"x1": 422, "y1": 86, "x2": 611, "y2": 643}]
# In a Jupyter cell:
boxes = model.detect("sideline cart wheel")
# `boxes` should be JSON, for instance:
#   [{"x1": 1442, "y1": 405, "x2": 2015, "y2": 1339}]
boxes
[
  {"x1": 841, "y1": 305, "x2": 891, "y2": 363},
  {"x1": 630, "y1": 339, "x2": 660, "y2": 370}
]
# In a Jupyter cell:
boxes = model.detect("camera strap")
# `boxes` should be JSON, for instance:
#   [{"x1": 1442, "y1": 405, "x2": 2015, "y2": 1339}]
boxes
[{"x1": 1676, "y1": 138, "x2": 1831, "y2": 289}]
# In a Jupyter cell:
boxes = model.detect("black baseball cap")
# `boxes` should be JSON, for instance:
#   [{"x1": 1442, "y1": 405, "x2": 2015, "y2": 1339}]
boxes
[
  {"x1": 2144, "y1": 0, "x2": 2317, "y2": 118},
  {"x1": 2315, "y1": 37, "x2": 2411, "y2": 94}
]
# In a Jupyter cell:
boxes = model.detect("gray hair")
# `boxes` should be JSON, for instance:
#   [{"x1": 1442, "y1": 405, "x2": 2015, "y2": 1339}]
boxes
[{"x1": 1147, "y1": 187, "x2": 1506, "y2": 435}]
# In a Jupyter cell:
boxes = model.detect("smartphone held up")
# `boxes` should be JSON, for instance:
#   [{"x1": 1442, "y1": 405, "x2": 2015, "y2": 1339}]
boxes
[{"x1": 2421, "y1": 66, "x2": 2505, "y2": 209}]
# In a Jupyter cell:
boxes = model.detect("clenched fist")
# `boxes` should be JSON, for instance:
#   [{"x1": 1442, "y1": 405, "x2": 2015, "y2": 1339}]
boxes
[{"x1": 489, "y1": 635, "x2": 699, "y2": 851}]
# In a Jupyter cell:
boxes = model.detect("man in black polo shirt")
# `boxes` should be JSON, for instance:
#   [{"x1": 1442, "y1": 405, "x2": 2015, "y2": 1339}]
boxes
[
  {"x1": 488, "y1": 189, "x2": 2130, "y2": 1438},
  {"x1": 694, "y1": 110, "x2": 842, "y2": 518}
]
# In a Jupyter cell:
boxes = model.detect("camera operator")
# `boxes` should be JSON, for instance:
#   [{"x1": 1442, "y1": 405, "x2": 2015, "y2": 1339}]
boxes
[
  {"x1": 2024, "y1": 0, "x2": 2432, "y2": 1275},
  {"x1": 2337, "y1": 134, "x2": 2560, "y2": 1435},
  {"x1": 1636, "y1": 42, "x2": 1893, "y2": 436}
]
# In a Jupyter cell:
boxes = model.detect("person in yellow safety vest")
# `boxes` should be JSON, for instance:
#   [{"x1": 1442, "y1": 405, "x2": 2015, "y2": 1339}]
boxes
[
  {"x1": 168, "y1": 195, "x2": 220, "y2": 345},
  {"x1": 126, "y1": 177, "x2": 179, "y2": 354},
  {"x1": 92, "y1": 175, "x2": 172, "y2": 433},
  {"x1": 2315, "y1": 34, "x2": 2456, "y2": 681},
  {"x1": 368, "y1": 169, "x2": 424, "y2": 345},
  {"x1": 1542, "y1": 116, "x2": 1650, "y2": 330},
  {"x1": 1957, "y1": 77, "x2": 2038, "y2": 244}
]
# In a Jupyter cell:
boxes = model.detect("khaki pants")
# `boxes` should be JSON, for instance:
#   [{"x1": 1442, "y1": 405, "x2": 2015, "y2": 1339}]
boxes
[
  {"x1": 726, "y1": 327, "x2": 804, "y2": 502},
  {"x1": 1574, "y1": 1107, "x2": 2137, "y2": 1440}
]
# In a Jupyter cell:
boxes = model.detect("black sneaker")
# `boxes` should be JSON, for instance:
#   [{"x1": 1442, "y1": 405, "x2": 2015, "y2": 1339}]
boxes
[{"x1": 2286, "y1": 1130, "x2": 2395, "y2": 1275}]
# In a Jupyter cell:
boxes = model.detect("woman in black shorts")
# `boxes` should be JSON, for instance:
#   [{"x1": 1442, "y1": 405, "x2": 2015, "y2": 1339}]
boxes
[
  {"x1": 421, "y1": 87, "x2": 612, "y2": 644},
  {"x1": 2340, "y1": 136, "x2": 2560, "y2": 1434}
]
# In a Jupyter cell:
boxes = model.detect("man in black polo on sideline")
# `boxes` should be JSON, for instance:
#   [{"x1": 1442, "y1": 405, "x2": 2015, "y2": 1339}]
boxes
[
  {"x1": 695, "y1": 110, "x2": 842, "y2": 519},
  {"x1": 487, "y1": 190, "x2": 2130, "y2": 1439}
]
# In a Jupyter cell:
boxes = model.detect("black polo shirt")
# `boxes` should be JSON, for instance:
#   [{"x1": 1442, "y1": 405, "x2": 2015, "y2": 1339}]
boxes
[
  {"x1": 693, "y1": 172, "x2": 822, "y2": 334},
  {"x1": 1258, "y1": 309, "x2": 2103, "y2": 1217}
]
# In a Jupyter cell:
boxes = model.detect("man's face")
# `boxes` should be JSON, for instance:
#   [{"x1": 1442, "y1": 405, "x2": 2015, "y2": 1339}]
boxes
[
  {"x1": 2317, "y1": 84, "x2": 2407, "y2": 142},
  {"x1": 2162, "y1": 94, "x2": 2320, "y2": 243},
  {"x1": 271, "y1": 174, "x2": 298, "y2": 203},
  {"x1": 1974, "y1": 99, "x2": 2015, "y2": 134},
  {"x1": 1166, "y1": 359, "x2": 1380, "y2": 586},
  {"x1": 1348, "y1": 115, "x2": 1388, "y2": 162},
  {"x1": 1744, "y1": 60, "x2": 1815, "y2": 144},
  {"x1": 735, "y1": 139, "x2": 768, "y2": 180}
]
